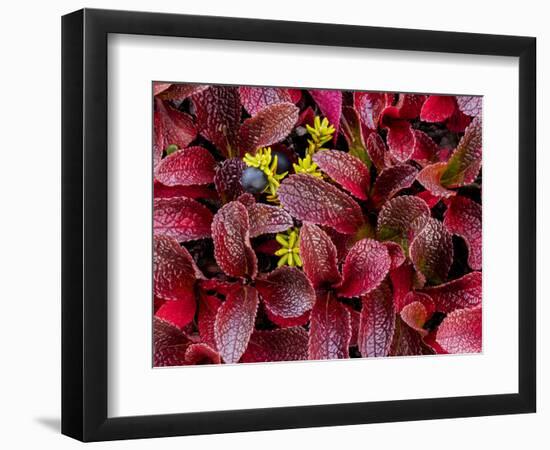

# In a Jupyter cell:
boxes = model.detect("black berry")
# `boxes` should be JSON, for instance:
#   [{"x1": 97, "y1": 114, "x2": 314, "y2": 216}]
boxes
[
  {"x1": 273, "y1": 151, "x2": 290, "y2": 174},
  {"x1": 241, "y1": 167, "x2": 268, "y2": 194}
]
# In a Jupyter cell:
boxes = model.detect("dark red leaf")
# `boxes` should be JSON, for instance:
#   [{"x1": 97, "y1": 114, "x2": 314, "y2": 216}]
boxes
[
  {"x1": 153, "y1": 317, "x2": 192, "y2": 367},
  {"x1": 416, "y1": 190, "x2": 441, "y2": 209},
  {"x1": 340, "y1": 107, "x2": 370, "y2": 165},
  {"x1": 299, "y1": 223, "x2": 342, "y2": 289},
  {"x1": 337, "y1": 238, "x2": 391, "y2": 298},
  {"x1": 444, "y1": 196, "x2": 482, "y2": 270},
  {"x1": 158, "y1": 83, "x2": 209, "y2": 102},
  {"x1": 446, "y1": 107, "x2": 472, "y2": 133},
  {"x1": 308, "y1": 293, "x2": 351, "y2": 360},
  {"x1": 354, "y1": 92, "x2": 386, "y2": 129},
  {"x1": 185, "y1": 343, "x2": 221, "y2": 365},
  {"x1": 436, "y1": 306, "x2": 482, "y2": 354},
  {"x1": 440, "y1": 117, "x2": 482, "y2": 188},
  {"x1": 386, "y1": 120, "x2": 415, "y2": 162},
  {"x1": 313, "y1": 150, "x2": 370, "y2": 200},
  {"x1": 309, "y1": 89, "x2": 342, "y2": 139},
  {"x1": 153, "y1": 235, "x2": 201, "y2": 302},
  {"x1": 241, "y1": 327, "x2": 309, "y2": 363},
  {"x1": 154, "y1": 181, "x2": 217, "y2": 200},
  {"x1": 370, "y1": 164, "x2": 418, "y2": 207},
  {"x1": 456, "y1": 96, "x2": 482, "y2": 117},
  {"x1": 153, "y1": 82, "x2": 172, "y2": 96},
  {"x1": 214, "y1": 285, "x2": 259, "y2": 363},
  {"x1": 198, "y1": 294, "x2": 222, "y2": 350},
  {"x1": 390, "y1": 263, "x2": 415, "y2": 311},
  {"x1": 214, "y1": 158, "x2": 246, "y2": 203},
  {"x1": 358, "y1": 281, "x2": 395, "y2": 357},
  {"x1": 417, "y1": 162, "x2": 457, "y2": 198},
  {"x1": 245, "y1": 202, "x2": 294, "y2": 238},
  {"x1": 376, "y1": 195, "x2": 430, "y2": 249},
  {"x1": 154, "y1": 146, "x2": 216, "y2": 186},
  {"x1": 278, "y1": 174, "x2": 364, "y2": 234},
  {"x1": 411, "y1": 130, "x2": 440, "y2": 166},
  {"x1": 193, "y1": 86, "x2": 241, "y2": 157},
  {"x1": 399, "y1": 292, "x2": 435, "y2": 335},
  {"x1": 155, "y1": 98, "x2": 197, "y2": 149},
  {"x1": 239, "y1": 86, "x2": 295, "y2": 116},
  {"x1": 345, "y1": 305, "x2": 361, "y2": 347},
  {"x1": 153, "y1": 110, "x2": 165, "y2": 169},
  {"x1": 420, "y1": 272, "x2": 482, "y2": 313},
  {"x1": 211, "y1": 201, "x2": 257, "y2": 279},
  {"x1": 264, "y1": 308, "x2": 310, "y2": 328},
  {"x1": 238, "y1": 102, "x2": 299, "y2": 155},
  {"x1": 409, "y1": 217, "x2": 454, "y2": 284},
  {"x1": 384, "y1": 241, "x2": 406, "y2": 270},
  {"x1": 389, "y1": 316, "x2": 434, "y2": 356},
  {"x1": 256, "y1": 267, "x2": 315, "y2": 322},
  {"x1": 393, "y1": 94, "x2": 426, "y2": 119},
  {"x1": 155, "y1": 297, "x2": 196, "y2": 329},
  {"x1": 366, "y1": 132, "x2": 391, "y2": 171},
  {"x1": 154, "y1": 197, "x2": 213, "y2": 242},
  {"x1": 420, "y1": 95, "x2": 456, "y2": 122}
]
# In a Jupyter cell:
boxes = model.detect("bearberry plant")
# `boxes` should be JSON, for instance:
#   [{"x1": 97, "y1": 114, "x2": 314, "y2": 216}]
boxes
[{"x1": 152, "y1": 83, "x2": 482, "y2": 366}]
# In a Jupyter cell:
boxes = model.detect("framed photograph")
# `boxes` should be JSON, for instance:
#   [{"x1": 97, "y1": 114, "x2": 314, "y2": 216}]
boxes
[{"x1": 61, "y1": 8, "x2": 536, "y2": 442}]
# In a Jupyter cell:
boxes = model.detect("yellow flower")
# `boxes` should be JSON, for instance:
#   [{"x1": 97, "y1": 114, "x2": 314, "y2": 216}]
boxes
[
  {"x1": 305, "y1": 116, "x2": 335, "y2": 156},
  {"x1": 275, "y1": 228, "x2": 302, "y2": 267},
  {"x1": 243, "y1": 147, "x2": 288, "y2": 201},
  {"x1": 293, "y1": 154, "x2": 323, "y2": 178}
]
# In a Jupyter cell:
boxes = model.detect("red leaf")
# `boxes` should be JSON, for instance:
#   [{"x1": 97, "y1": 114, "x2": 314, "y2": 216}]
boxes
[
  {"x1": 386, "y1": 120, "x2": 415, "y2": 162},
  {"x1": 153, "y1": 317, "x2": 191, "y2": 367},
  {"x1": 300, "y1": 223, "x2": 342, "y2": 289},
  {"x1": 211, "y1": 201, "x2": 257, "y2": 279},
  {"x1": 153, "y1": 82, "x2": 172, "y2": 96},
  {"x1": 440, "y1": 116, "x2": 482, "y2": 188},
  {"x1": 264, "y1": 308, "x2": 310, "y2": 328},
  {"x1": 384, "y1": 241, "x2": 406, "y2": 270},
  {"x1": 154, "y1": 196, "x2": 213, "y2": 242},
  {"x1": 198, "y1": 294, "x2": 222, "y2": 350},
  {"x1": 256, "y1": 266, "x2": 316, "y2": 322},
  {"x1": 366, "y1": 132, "x2": 392, "y2": 171},
  {"x1": 444, "y1": 196, "x2": 482, "y2": 270},
  {"x1": 421, "y1": 272, "x2": 482, "y2": 313},
  {"x1": 390, "y1": 263, "x2": 415, "y2": 311},
  {"x1": 371, "y1": 164, "x2": 418, "y2": 208},
  {"x1": 155, "y1": 146, "x2": 216, "y2": 186},
  {"x1": 241, "y1": 327, "x2": 309, "y2": 363},
  {"x1": 239, "y1": 86, "x2": 295, "y2": 115},
  {"x1": 417, "y1": 162, "x2": 457, "y2": 198},
  {"x1": 155, "y1": 298, "x2": 197, "y2": 329},
  {"x1": 278, "y1": 174, "x2": 364, "y2": 234},
  {"x1": 358, "y1": 282, "x2": 395, "y2": 357},
  {"x1": 153, "y1": 236, "x2": 201, "y2": 301},
  {"x1": 340, "y1": 107, "x2": 370, "y2": 165},
  {"x1": 446, "y1": 107, "x2": 472, "y2": 133},
  {"x1": 153, "y1": 110, "x2": 165, "y2": 169},
  {"x1": 393, "y1": 94, "x2": 426, "y2": 119},
  {"x1": 456, "y1": 96, "x2": 482, "y2": 117},
  {"x1": 154, "y1": 181, "x2": 217, "y2": 200},
  {"x1": 308, "y1": 294, "x2": 351, "y2": 360},
  {"x1": 399, "y1": 293, "x2": 435, "y2": 335},
  {"x1": 185, "y1": 343, "x2": 221, "y2": 365},
  {"x1": 376, "y1": 195, "x2": 430, "y2": 248},
  {"x1": 313, "y1": 150, "x2": 370, "y2": 200},
  {"x1": 155, "y1": 98, "x2": 197, "y2": 149},
  {"x1": 157, "y1": 83, "x2": 209, "y2": 102},
  {"x1": 389, "y1": 316, "x2": 434, "y2": 356},
  {"x1": 416, "y1": 190, "x2": 441, "y2": 209},
  {"x1": 354, "y1": 92, "x2": 385, "y2": 129},
  {"x1": 214, "y1": 285, "x2": 259, "y2": 363},
  {"x1": 309, "y1": 89, "x2": 342, "y2": 139},
  {"x1": 436, "y1": 306, "x2": 482, "y2": 354},
  {"x1": 411, "y1": 130, "x2": 440, "y2": 166},
  {"x1": 238, "y1": 102, "x2": 299, "y2": 155},
  {"x1": 409, "y1": 217, "x2": 454, "y2": 284},
  {"x1": 346, "y1": 305, "x2": 361, "y2": 347},
  {"x1": 214, "y1": 158, "x2": 246, "y2": 203},
  {"x1": 420, "y1": 95, "x2": 456, "y2": 122},
  {"x1": 337, "y1": 238, "x2": 391, "y2": 298},
  {"x1": 245, "y1": 202, "x2": 294, "y2": 238},
  {"x1": 193, "y1": 86, "x2": 241, "y2": 157}
]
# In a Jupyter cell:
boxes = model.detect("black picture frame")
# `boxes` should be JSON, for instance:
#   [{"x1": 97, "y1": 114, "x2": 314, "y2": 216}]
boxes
[{"x1": 61, "y1": 8, "x2": 536, "y2": 442}]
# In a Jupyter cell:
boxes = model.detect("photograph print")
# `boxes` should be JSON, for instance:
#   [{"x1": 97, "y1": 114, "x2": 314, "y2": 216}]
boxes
[{"x1": 152, "y1": 83, "x2": 482, "y2": 367}]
